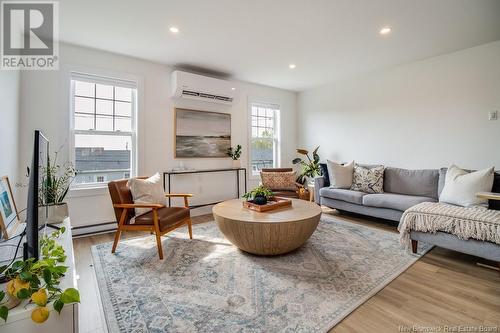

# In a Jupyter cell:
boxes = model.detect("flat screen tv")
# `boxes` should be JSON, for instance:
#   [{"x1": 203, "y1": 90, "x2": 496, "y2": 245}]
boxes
[{"x1": 25, "y1": 130, "x2": 49, "y2": 260}]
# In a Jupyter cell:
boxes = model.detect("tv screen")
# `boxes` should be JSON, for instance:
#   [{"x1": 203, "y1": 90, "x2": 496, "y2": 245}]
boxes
[{"x1": 25, "y1": 130, "x2": 49, "y2": 260}]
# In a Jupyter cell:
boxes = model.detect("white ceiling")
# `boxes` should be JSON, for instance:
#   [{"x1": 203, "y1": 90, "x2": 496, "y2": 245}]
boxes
[{"x1": 59, "y1": 0, "x2": 500, "y2": 91}]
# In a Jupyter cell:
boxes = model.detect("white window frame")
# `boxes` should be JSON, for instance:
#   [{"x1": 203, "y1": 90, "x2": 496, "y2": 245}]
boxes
[
  {"x1": 69, "y1": 72, "x2": 138, "y2": 189},
  {"x1": 248, "y1": 100, "x2": 281, "y2": 178}
]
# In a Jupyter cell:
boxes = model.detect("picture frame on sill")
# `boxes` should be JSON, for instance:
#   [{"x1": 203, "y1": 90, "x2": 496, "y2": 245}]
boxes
[{"x1": 0, "y1": 176, "x2": 20, "y2": 240}]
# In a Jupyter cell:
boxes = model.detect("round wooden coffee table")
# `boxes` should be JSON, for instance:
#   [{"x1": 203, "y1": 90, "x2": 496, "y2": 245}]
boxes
[{"x1": 212, "y1": 198, "x2": 322, "y2": 255}]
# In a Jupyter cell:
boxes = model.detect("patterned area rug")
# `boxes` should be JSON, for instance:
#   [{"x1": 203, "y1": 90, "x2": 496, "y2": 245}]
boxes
[{"x1": 91, "y1": 215, "x2": 431, "y2": 333}]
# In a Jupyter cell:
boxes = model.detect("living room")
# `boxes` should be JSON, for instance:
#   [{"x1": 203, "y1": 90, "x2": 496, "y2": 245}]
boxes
[{"x1": 0, "y1": 0, "x2": 499, "y2": 332}]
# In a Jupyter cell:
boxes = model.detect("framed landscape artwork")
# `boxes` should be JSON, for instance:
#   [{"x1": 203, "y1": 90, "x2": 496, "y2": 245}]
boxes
[
  {"x1": 0, "y1": 176, "x2": 19, "y2": 240},
  {"x1": 175, "y1": 108, "x2": 231, "y2": 158}
]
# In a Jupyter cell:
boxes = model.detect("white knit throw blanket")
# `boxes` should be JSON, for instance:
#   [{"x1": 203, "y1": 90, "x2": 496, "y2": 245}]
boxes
[{"x1": 398, "y1": 202, "x2": 500, "y2": 249}]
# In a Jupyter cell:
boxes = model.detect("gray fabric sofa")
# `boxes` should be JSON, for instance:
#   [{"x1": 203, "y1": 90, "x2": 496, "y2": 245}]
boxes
[
  {"x1": 314, "y1": 166, "x2": 440, "y2": 222},
  {"x1": 315, "y1": 164, "x2": 500, "y2": 220},
  {"x1": 314, "y1": 164, "x2": 500, "y2": 264}
]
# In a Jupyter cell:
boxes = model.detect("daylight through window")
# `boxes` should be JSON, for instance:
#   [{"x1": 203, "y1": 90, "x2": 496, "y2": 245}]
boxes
[{"x1": 71, "y1": 74, "x2": 137, "y2": 186}]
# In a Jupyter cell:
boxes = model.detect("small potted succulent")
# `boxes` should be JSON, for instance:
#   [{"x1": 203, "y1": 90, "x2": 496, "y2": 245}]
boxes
[
  {"x1": 39, "y1": 152, "x2": 76, "y2": 224},
  {"x1": 243, "y1": 185, "x2": 274, "y2": 205},
  {"x1": 226, "y1": 145, "x2": 242, "y2": 168}
]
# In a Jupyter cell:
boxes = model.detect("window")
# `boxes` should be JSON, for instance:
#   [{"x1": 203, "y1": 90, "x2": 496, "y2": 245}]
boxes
[
  {"x1": 249, "y1": 102, "x2": 280, "y2": 176},
  {"x1": 70, "y1": 73, "x2": 137, "y2": 187}
]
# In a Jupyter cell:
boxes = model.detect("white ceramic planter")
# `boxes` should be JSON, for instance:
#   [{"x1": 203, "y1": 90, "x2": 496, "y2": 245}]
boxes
[
  {"x1": 40, "y1": 203, "x2": 69, "y2": 224},
  {"x1": 2, "y1": 290, "x2": 21, "y2": 309},
  {"x1": 232, "y1": 160, "x2": 241, "y2": 168}
]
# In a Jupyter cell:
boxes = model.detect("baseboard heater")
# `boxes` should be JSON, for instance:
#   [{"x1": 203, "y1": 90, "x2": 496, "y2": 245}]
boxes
[{"x1": 71, "y1": 221, "x2": 117, "y2": 238}]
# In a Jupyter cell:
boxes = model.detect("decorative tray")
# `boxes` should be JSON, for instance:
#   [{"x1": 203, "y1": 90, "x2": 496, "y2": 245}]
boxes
[{"x1": 242, "y1": 197, "x2": 292, "y2": 212}]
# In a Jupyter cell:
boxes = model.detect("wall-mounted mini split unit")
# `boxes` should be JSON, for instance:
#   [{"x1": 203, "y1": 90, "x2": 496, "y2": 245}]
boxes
[{"x1": 171, "y1": 70, "x2": 236, "y2": 105}]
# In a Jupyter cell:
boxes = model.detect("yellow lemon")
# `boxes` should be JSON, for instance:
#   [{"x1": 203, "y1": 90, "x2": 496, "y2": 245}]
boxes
[
  {"x1": 6, "y1": 279, "x2": 16, "y2": 296},
  {"x1": 6, "y1": 277, "x2": 30, "y2": 297},
  {"x1": 31, "y1": 306, "x2": 50, "y2": 323},
  {"x1": 13, "y1": 277, "x2": 30, "y2": 293},
  {"x1": 31, "y1": 288, "x2": 48, "y2": 306}
]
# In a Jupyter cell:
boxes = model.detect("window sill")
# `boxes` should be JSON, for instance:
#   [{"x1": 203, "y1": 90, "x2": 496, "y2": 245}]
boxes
[{"x1": 68, "y1": 185, "x2": 109, "y2": 198}]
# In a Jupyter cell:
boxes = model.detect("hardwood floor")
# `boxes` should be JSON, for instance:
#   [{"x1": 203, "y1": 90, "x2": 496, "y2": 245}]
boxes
[{"x1": 73, "y1": 210, "x2": 500, "y2": 333}]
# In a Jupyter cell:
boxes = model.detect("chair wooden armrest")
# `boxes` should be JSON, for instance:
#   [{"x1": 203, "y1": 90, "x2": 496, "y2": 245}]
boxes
[
  {"x1": 114, "y1": 203, "x2": 165, "y2": 209},
  {"x1": 165, "y1": 193, "x2": 193, "y2": 208},
  {"x1": 164, "y1": 193, "x2": 194, "y2": 198}
]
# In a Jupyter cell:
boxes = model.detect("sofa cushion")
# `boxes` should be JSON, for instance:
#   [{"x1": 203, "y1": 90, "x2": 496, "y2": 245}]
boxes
[
  {"x1": 327, "y1": 160, "x2": 354, "y2": 189},
  {"x1": 363, "y1": 193, "x2": 436, "y2": 212},
  {"x1": 439, "y1": 168, "x2": 500, "y2": 210},
  {"x1": 384, "y1": 167, "x2": 439, "y2": 199},
  {"x1": 319, "y1": 163, "x2": 330, "y2": 187},
  {"x1": 320, "y1": 188, "x2": 366, "y2": 205},
  {"x1": 351, "y1": 165, "x2": 385, "y2": 193},
  {"x1": 439, "y1": 165, "x2": 494, "y2": 208}
]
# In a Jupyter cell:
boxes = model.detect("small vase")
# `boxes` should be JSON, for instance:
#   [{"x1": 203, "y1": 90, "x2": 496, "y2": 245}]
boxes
[
  {"x1": 232, "y1": 160, "x2": 241, "y2": 168},
  {"x1": 47, "y1": 203, "x2": 69, "y2": 224},
  {"x1": 3, "y1": 292, "x2": 21, "y2": 310}
]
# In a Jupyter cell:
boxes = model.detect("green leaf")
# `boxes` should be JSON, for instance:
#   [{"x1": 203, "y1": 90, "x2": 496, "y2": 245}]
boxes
[
  {"x1": 53, "y1": 266, "x2": 68, "y2": 274},
  {"x1": 0, "y1": 265, "x2": 7, "y2": 275},
  {"x1": 60, "y1": 288, "x2": 80, "y2": 303},
  {"x1": 292, "y1": 158, "x2": 302, "y2": 165},
  {"x1": 53, "y1": 299, "x2": 64, "y2": 314},
  {"x1": 0, "y1": 291, "x2": 5, "y2": 303},
  {"x1": 43, "y1": 268, "x2": 52, "y2": 284},
  {"x1": 19, "y1": 271, "x2": 33, "y2": 282},
  {"x1": 0, "y1": 306, "x2": 8, "y2": 322},
  {"x1": 11, "y1": 261, "x2": 24, "y2": 271},
  {"x1": 16, "y1": 288, "x2": 30, "y2": 299},
  {"x1": 312, "y1": 146, "x2": 320, "y2": 155}
]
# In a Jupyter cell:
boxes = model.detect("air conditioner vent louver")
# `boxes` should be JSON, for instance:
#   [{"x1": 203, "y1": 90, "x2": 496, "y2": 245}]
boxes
[
  {"x1": 215, "y1": 96, "x2": 232, "y2": 102},
  {"x1": 199, "y1": 93, "x2": 216, "y2": 99},
  {"x1": 172, "y1": 71, "x2": 236, "y2": 105},
  {"x1": 182, "y1": 90, "x2": 200, "y2": 97}
]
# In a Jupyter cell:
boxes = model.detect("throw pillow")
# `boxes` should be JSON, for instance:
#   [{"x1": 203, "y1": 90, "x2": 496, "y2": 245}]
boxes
[
  {"x1": 350, "y1": 165, "x2": 385, "y2": 193},
  {"x1": 439, "y1": 165, "x2": 494, "y2": 208},
  {"x1": 326, "y1": 160, "x2": 354, "y2": 189},
  {"x1": 261, "y1": 171, "x2": 297, "y2": 191},
  {"x1": 127, "y1": 173, "x2": 167, "y2": 216}
]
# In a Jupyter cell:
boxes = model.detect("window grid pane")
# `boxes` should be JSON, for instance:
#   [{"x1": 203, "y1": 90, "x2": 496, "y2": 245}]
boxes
[
  {"x1": 72, "y1": 78, "x2": 136, "y2": 185},
  {"x1": 250, "y1": 104, "x2": 278, "y2": 174}
]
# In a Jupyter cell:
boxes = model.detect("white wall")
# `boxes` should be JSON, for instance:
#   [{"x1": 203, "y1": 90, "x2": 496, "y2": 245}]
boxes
[
  {"x1": 298, "y1": 41, "x2": 500, "y2": 170},
  {"x1": 18, "y1": 43, "x2": 297, "y2": 232},
  {"x1": 0, "y1": 71, "x2": 20, "y2": 203}
]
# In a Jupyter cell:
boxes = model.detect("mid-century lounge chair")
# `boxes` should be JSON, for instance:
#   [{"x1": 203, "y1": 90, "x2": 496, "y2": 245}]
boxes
[{"x1": 107, "y1": 177, "x2": 193, "y2": 259}]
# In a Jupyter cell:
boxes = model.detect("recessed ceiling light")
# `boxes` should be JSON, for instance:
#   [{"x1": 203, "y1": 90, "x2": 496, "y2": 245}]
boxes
[
  {"x1": 289, "y1": 63, "x2": 296, "y2": 69},
  {"x1": 379, "y1": 27, "x2": 392, "y2": 35},
  {"x1": 169, "y1": 26, "x2": 179, "y2": 33},
  {"x1": 231, "y1": 87, "x2": 236, "y2": 91}
]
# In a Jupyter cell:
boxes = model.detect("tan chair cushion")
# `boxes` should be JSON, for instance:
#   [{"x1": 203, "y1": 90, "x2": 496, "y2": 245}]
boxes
[
  {"x1": 127, "y1": 173, "x2": 167, "y2": 216},
  {"x1": 261, "y1": 171, "x2": 297, "y2": 191},
  {"x1": 133, "y1": 207, "x2": 190, "y2": 232}
]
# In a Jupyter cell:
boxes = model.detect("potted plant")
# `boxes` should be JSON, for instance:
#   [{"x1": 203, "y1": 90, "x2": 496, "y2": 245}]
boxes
[
  {"x1": 292, "y1": 146, "x2": 321, "y2": 186},
  {"x1": 226, "y1": 145, "x2": 242, "y2": 168},
  {"x1": 0, "y1": 227, "x2": 80, "y2": 324},
  {"x1": 243, "y1": 185, "x2": 274, "y2": 205},
  {"x1": 39, "y1": 152, "x2": 76, "y2": 224}
]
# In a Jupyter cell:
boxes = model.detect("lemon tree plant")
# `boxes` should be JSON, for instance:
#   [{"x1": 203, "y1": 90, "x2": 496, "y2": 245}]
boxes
[{"x1": 0, "y1": 227, "x2": 80, "y2": 323}]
